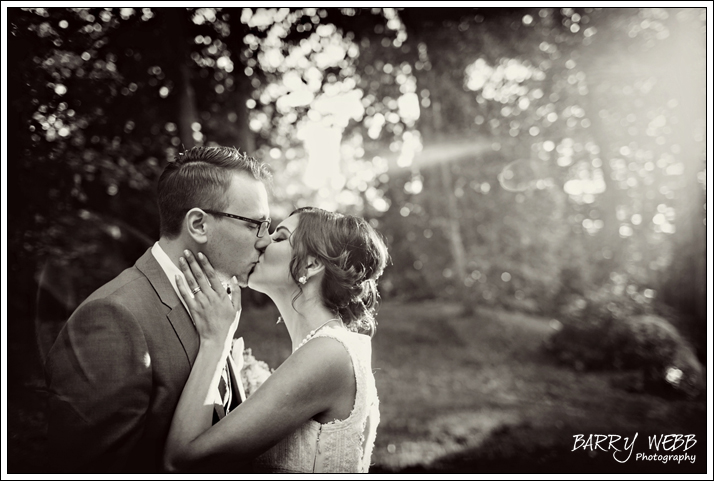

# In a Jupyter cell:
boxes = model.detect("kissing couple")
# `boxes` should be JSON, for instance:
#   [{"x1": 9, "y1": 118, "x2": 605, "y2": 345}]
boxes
[{"x1": 45, "y1": 146, "x2": 390, "y2": 473}]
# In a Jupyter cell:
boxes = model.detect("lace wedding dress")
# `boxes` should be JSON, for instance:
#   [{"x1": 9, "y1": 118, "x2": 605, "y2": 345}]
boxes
[{"x1": 254, "y1": 328, "x2": 380, "y2": 473}]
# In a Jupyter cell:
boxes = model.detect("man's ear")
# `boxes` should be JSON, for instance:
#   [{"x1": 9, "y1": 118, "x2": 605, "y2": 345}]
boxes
[
  {"x1": 185, "y1": 208, "x2": 209, "y2": 245},
  {"x1": 304, "y1": 255, "x2": 325, "y2": 281}
]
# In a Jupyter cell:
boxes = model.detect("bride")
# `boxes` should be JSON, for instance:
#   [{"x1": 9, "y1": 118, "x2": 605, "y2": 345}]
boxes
[{"x1": 163, "y1": 207, "x2": 390, "y2": 473}]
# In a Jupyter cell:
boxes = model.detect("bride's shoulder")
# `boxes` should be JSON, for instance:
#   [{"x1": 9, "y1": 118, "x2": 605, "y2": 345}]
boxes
[
  {"x1": 313, "y1": 327, "x2": 371, "y2": 352},
  {"x1": 292, "y1": 335, "x2": 354, "y2": 386},
  {"x1": 302, "y1": 331, "x2": 352, "y2": 362}
]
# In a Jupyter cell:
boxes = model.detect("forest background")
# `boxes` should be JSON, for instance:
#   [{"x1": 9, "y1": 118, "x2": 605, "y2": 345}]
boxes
[{"x1": 4, "y1": 6, "x2": 711, "y2": 474}]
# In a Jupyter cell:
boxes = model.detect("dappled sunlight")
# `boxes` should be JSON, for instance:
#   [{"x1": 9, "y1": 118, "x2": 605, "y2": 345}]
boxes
[
  {"x1": 235, "y1": 7, "x2": 437, "y2": 213},
  {"x1": 465, "y1": 57, "x2": 544, "y2": 100},
  {"x1": 562, "y1": 166, "x2": 607, "y2": 203},
  {"x1": 8, "y1": 7, "x2": 708, "y2": 474},
  {"x1": 299, "y1": 123, "x2": 342, "y2": 191}
]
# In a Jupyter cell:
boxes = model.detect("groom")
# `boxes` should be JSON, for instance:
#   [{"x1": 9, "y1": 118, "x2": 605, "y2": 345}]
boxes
[{"x1": 44, "y1": 146, "x2": 272, "y2": 473}]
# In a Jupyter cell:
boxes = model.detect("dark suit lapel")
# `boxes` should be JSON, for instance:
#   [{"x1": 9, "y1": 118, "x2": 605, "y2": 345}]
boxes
[{"x1": 135, "y1": 248, "x2": 199, "y2": 367}]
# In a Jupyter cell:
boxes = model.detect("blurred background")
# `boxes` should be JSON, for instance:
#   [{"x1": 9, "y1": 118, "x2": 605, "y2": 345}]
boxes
[{"x1": 5, "y1": 7, "x2": 709, "y2": 474}]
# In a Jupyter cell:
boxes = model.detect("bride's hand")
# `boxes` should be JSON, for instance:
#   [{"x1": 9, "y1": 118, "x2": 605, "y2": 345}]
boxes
[{"x1": 176, "y1": 250, "x2": 241, "y2": 347}]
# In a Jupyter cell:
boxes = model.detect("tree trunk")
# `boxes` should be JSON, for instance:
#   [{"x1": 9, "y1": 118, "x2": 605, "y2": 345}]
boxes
[
  {"x1": 430, "y1": 98, "x2": 469, "y2": 310},
  {"x1": 581, "y1": 81, "x2": 627, "y2": 281},
  {"x1": 178, "y1": 62, "x2": 198, "y2": 149},
  {"x1": 231, "y1": 87, "x2": 255, "y2": 153},
  {"x1": 225, "y1": 8, "x2": 255, "y2": 153},
  {"x1": 577, "y1": 12, "x2": 635, "y2": 283},
  {"x1": 165, "y1": 8, "x2": 199, "y2": 149}
]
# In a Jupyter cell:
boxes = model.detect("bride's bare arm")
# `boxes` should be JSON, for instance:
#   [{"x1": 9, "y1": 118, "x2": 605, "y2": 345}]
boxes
[
  {"x1": 164, "y1": 337, "x2": 352, "y2": 471},
  {"x1": 162, "y1": 251, "x2": 352, "y2": 472}
]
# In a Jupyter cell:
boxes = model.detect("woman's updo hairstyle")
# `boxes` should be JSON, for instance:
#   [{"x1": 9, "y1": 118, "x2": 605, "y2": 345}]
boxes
[{"x1": 288, "y1": 207, "x2": 390, "y2": 336}]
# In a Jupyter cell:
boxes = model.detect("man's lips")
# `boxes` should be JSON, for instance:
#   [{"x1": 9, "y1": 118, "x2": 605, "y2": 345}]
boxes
[{"x1": 247, "y1": 258, "x2": 260, "y2": 277}]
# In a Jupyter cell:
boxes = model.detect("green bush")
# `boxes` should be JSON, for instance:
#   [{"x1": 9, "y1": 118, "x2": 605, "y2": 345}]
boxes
[
  {"x1": 544, "y1": 285, "x2": 648, "y2": 370},
  {"x1": 614, "y1": 315, "x2": 704, "y2": 399},
  {"x1": 544, "y1": 286, "x2": 704, "y2": 399}
]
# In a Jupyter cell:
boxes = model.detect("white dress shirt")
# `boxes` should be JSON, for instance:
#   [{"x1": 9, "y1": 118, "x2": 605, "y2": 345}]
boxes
[
  {"x1": 151, "y1": 242, "x2": 246, "y2": 406},
  {"x1": 151, "y1": 241, "x2": 193, "y2": 318}
]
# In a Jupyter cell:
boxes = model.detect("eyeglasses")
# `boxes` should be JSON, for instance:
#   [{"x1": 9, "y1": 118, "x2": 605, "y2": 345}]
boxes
[{"x1": 202, "y1": 209, "x2": 271, "y2": 238}]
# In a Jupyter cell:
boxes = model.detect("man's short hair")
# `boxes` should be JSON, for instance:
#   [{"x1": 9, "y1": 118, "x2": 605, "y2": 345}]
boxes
[{"x1": 157, "y1": 146, "x2": 272, "y2": 238}]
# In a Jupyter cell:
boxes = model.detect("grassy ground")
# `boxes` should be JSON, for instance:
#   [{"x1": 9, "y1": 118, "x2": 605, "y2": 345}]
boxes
[{"x1": 8, "y1": 299, "x2": 708, "y2": 474}]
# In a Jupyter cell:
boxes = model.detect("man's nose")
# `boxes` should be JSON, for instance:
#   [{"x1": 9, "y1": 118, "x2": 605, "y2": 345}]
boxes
[{"x1": 255, "y1": 232, "x2": 272, "y2": 250}]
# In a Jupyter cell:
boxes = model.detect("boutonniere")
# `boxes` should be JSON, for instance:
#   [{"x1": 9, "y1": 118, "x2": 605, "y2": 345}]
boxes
[{"x1": 232, "y1": 341, "x2": 273, "y2": 398}]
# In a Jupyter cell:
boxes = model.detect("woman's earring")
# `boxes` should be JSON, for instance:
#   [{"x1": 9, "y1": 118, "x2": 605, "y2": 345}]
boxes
[
  {"x1": 276, "y1": 316, "x2": 283, "y2": 325},
  {"x1": 298, "y1": 276, "x2": 307, "y2": 285}
]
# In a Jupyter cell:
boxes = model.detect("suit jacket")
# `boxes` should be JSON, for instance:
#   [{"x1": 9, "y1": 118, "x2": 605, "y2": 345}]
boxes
[{"x1": 45, "y1": 247, "x2": 246, "y2": 473}]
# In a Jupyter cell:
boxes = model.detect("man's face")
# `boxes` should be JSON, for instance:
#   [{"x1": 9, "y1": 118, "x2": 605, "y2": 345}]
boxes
[
  {"x1": 248, "y1": 214, "x2": 300, "y2": 295},
  {"x1": 203, "y1": 171, "x2": 270, "y2": 287}
]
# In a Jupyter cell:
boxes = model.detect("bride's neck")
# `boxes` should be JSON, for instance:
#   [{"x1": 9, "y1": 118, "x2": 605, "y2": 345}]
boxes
[{"x1": 272, "y1": 291, "x2": 340, "y2": 351}]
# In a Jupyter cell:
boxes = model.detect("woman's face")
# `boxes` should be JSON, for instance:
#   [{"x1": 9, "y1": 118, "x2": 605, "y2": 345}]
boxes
[{"x1": 247, "y1": 213, "x2": 300, "y2": 294}]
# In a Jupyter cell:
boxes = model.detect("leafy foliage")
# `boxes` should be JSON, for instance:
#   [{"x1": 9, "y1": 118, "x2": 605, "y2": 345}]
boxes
[
  {"x1": 545, "y1": 282, "x2": 651, "y2": 370},
  {"x1": 545, "y1": 285, "x2": 704, "y2": 398},
  {"x1": 7, "y1": 8, "x2": 707, "y2": 353}
]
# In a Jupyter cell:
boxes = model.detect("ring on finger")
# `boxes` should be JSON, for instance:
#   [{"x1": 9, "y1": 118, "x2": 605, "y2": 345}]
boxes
[{"x1": 192, "y1": 286, "x2": 202, "y2": 295}]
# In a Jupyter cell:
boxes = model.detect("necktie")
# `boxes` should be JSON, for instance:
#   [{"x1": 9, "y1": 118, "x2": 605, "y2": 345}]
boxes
[
  {"x1": 214, "y1": 284, "x2": 244, "y2": 420},
  {"x1": 214, "y1": 359, "x2": 231, "y2": 418},
  {"x1": 217, "y1": 283, "x2": 233, "y2": 417}
]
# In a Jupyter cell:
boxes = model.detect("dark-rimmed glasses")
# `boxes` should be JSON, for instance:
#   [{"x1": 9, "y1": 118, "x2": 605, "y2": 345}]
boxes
[{"x1": 202, "y1": 209, "x2": 271, "y2": 238}]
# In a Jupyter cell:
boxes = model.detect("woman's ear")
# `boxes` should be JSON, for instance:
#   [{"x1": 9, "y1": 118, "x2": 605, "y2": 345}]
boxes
[
  {"x1": 304, "y1": 255, "x2": 325, "y2": 281},
  {"x1": 185, "y1": 208, "x2": 209, "y2": 245}
]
